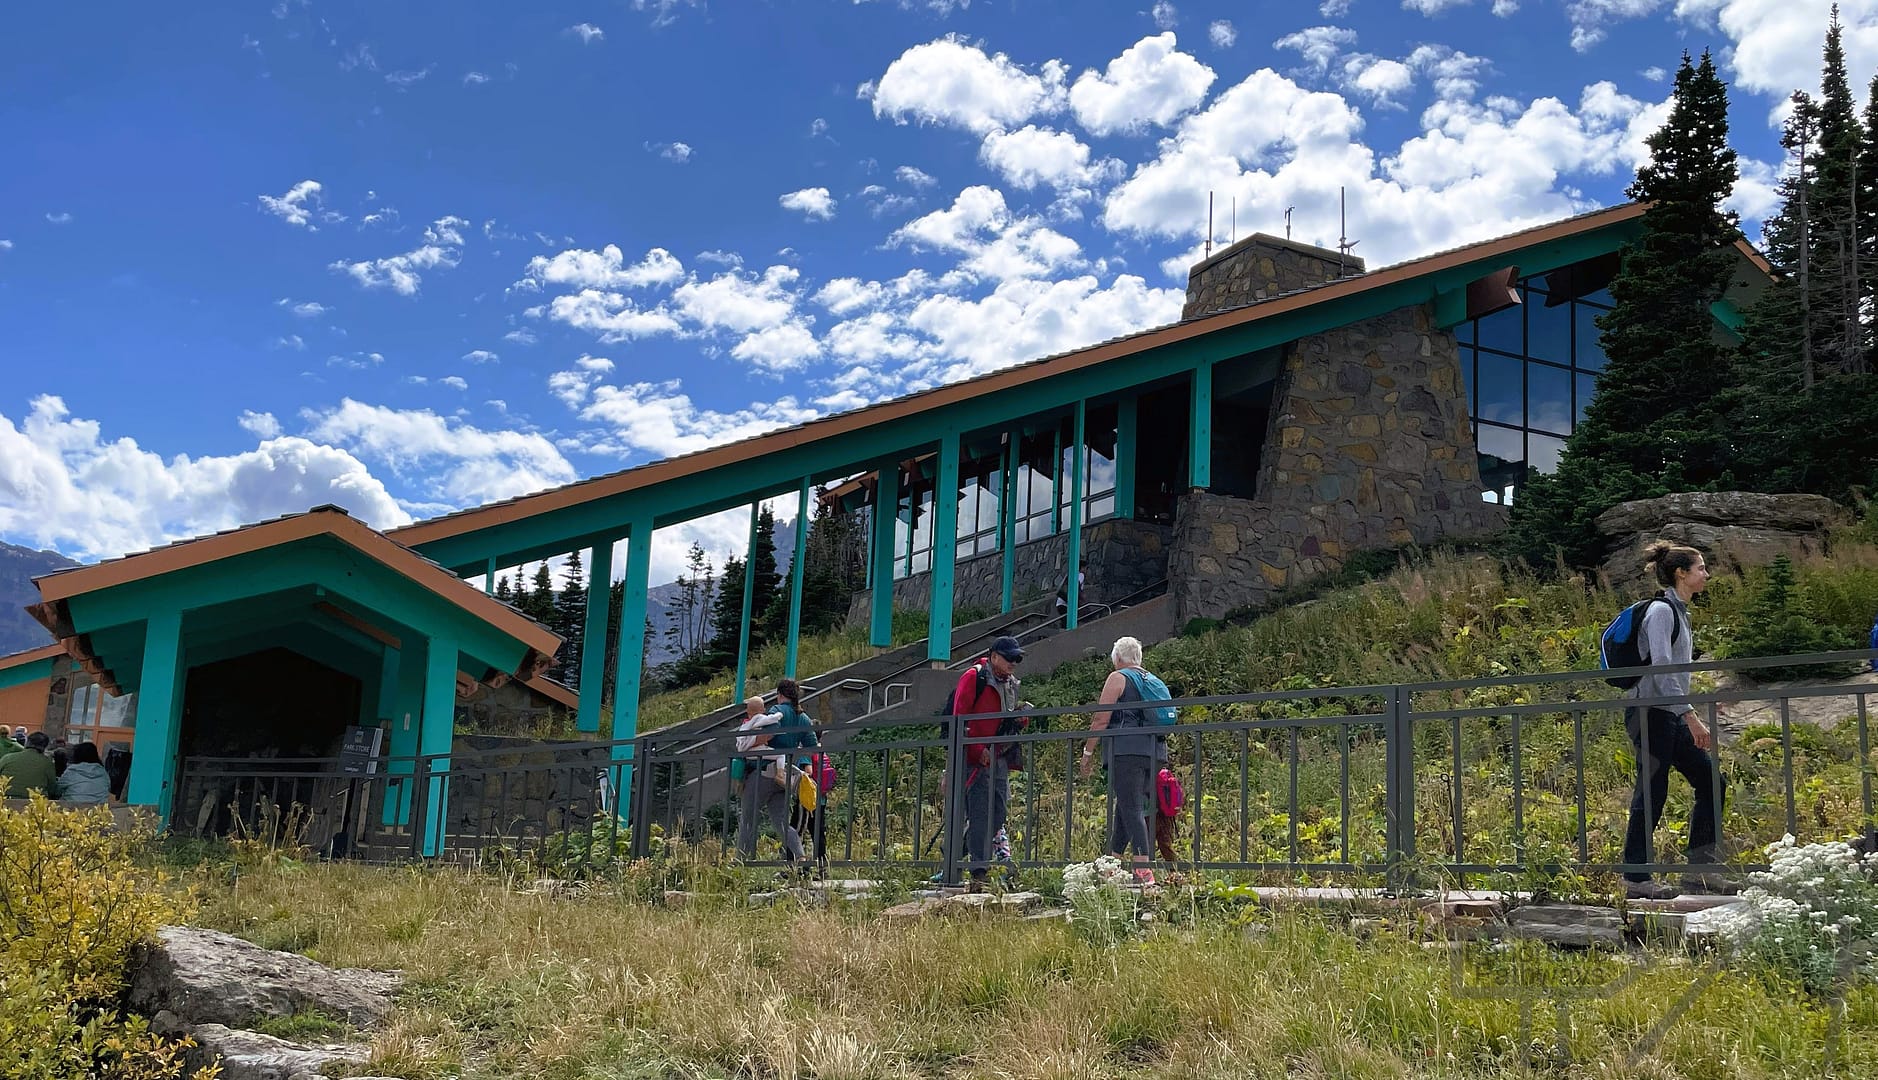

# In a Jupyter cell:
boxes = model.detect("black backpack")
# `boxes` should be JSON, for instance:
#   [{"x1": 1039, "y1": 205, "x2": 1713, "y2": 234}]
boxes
[{"x1": 936, "y1": 663, "x2": 990, "y2": 717}]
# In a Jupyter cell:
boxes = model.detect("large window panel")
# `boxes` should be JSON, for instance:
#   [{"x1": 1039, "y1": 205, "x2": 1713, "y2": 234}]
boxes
[
  {"x1": 1526, "y1": 362, "x2": 1573, "y2": 435},
  {"x1": 1475, "y1": 350, "x2": 1524, "y2": 427},
  {"x1": 1477, "y1": 302, "x2": 1523, "y2": 356},
  {"x1": 1476, "y1": 423, "x2": 1525, "y2": 504},
  {"x1": 1573, "y1": 304, "x2": 1609, "y2": 371},
  {"x1": 1528, "y1": 432, "x2": 1567, "y2": 475},
  {"x1": 1527, "y1": 295, "x2": 1571, "y2": 365}
]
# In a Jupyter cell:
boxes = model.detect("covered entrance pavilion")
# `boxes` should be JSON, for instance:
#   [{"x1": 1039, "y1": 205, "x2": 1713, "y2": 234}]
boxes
[{"x1": 25, "y1": 506, "x2": 561, "y2": 838}]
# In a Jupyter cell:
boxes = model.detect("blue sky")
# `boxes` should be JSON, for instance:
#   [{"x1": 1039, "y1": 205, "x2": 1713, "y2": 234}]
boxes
[{"x1": 0, "y1": 0, "x2": 1864, "y2": 581}]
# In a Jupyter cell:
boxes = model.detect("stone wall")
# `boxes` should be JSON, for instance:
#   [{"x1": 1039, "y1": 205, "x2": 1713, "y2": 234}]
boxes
[
  {"x1": 1182, "y1": 233, "x2": 1365, "y2": 320},
  {"x1": 1170, "y1": 302, "x2": 1504, "y2": 622},
  {"x1": 1595, "y1": 492, "x2": 1849, "y2": 592},
  {"x1": 844, "y1": 518, "x2": 1173, "y2": 624}
]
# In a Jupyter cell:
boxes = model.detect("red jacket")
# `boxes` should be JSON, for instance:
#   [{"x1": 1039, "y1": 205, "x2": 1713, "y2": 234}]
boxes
[{"x1": 952, "y1": 659, "x2": 1009, "y2": 768}]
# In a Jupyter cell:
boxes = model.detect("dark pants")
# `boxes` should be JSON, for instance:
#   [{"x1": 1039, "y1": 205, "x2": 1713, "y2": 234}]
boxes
[
  {"x1": 1107, "y1": 754, "x2": 1154, "y2": 859},
  {"x1": 963, "y1": 759, "x2": 1009, "y2": 880},
  {"x1": 737, "y1": 772, "x2": 803, "y2": 863},
  {"x1": 1622, "y1": 707, "x2": 1725, "y2": 881}
]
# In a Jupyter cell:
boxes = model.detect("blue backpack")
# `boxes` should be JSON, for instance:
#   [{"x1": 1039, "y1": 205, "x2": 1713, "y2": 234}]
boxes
[
  {"x1": 1120, "y1": 668, "x2": 1177, "y2": 726},
  {"x1": 1867, "y1": 613, "x2": 1877, "y2": 672},
  {"x1": 1599, "y1": 597, "x2": 1682, "y2": 690}
]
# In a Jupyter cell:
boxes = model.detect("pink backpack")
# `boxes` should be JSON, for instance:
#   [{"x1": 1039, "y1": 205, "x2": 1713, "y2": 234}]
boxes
[
  {"x1": 1156, "y1": 768, "x2": 1184, "y2": 817},
  {"x1": 811, "y1": 753, "x2": 838, "y2": 794}
]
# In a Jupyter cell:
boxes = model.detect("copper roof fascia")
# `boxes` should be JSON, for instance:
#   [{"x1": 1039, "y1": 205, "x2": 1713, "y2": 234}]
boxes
[
  {"x1": 386, "y1": 203, "x2": 1651, "y2": 548},
  {"x1": 32, "y1": 507, "x2": 561, "y2": 676}
]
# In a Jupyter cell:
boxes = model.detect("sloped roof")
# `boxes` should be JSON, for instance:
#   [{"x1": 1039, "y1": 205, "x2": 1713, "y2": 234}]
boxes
[
  {"x1": 30, "y1": 505, "x2": 562, "y2": 667},
  {"x1": 0, "y1": 644, "x2": 64, "y2": 673},
  {"x1": 390, "y1": 203, "x2": 1677, "y2": 549}
]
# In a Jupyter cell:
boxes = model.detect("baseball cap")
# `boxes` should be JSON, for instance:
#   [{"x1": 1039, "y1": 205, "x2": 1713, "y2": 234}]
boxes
[{"x1": 989, "y1": 636, "x2": 1025, "y2": 662}]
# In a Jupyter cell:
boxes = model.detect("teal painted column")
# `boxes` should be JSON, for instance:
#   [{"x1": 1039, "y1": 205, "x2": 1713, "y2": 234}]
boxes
[
  {"x1": 125, "y1": 609, "x2": 186, "y2": 823},
  {"x1": 999, "y1": 431, "x2": 1017, "y2": 613},
  {"x1": 375, "y1": 648, "x2": 399, "y2": 721},
  {"x1": 734, "y1": 503, "x2": 760, "y2": 699},
  {"x1": 868, "y1": 462, "x2": 899, "y2": 647},
  {"x1": 1115, "y1": 395, "x2": 1138, "y2": 520},
  {"x1": 484, "y1": 557, "x2": 497, "y2": 595},
  {"x1": 1050, "y1": 426, "x2": 1063, "y2": 534},
  {"x1": 576, "y1": 537, "x2": 616, "y2": 733},
  {"x1": 1066, "y1": 400, "x2": 1086, "y2": 630},
  {"x1": 382, "y1": 642, "x2": 424, "y2": 827},
  {"x1": 418, "y1": 636, "x2": 457, "y2": 856},
  {"x1": 785, "y1": 479, "x2": 810, "y2": 679},
  {"x1": 1189, "y1": 361, "x2": 1214, "y2": 491},
  {"x1": 610, "y1": 519, "x2": 653, "y2": 796},
  {"x1": 927, "y1": 433, "x2": 960, "y2": 663}
]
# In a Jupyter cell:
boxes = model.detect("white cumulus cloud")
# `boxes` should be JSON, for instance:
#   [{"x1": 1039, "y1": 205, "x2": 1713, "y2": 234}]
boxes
[
  {"x1": 567, "y1": 22, "x2": 605, "y2": 43},
  {"x1": 868, "y1": 35, "x2": 1068, "y2": 133},
  {"x1": 330, "y1": 215, "x2": 468, "y2": 296},
  {"x1": 301, "y1": 398, "x2": 578, "y2": 506},
  {"x1": 779, "y1": 187, "x2": 838, "y2": 220},
  {"x1": 1068, "y1": 32, "x2": 1217, "y2": 135},
  {"x1": 515, "y1": 245, "x2": 685, "y2": 292},
  {"x1": 258, "y1": 180, "x2": 339, "y2": 229},
  {"x1": 1209, "y1": 20, "x2": 1237, "y2": 47}
]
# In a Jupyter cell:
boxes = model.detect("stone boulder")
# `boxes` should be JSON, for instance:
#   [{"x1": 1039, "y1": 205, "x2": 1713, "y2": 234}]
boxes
[
  {"x1": 154, "y1": 1016, "x2": 372, "y2": 1080},
  {"x1": 1596, "y1": 492, "x2": 1847, "y2": 591},
  {"x1": 1502, "y1": 903, "x2": 1628, "y2": 950},
  {"x1": 130, "y1": 926, "x2": 401, "y2": 1030}
]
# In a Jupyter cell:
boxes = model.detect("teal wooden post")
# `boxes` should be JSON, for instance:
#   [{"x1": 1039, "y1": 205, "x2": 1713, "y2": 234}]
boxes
[
  {"x1": 375, "y1": 648, "x2": 399, "y2": 720},
  {"x1": 484, "y1": 557, "x2": 497, "y2": 594},
  {"x1": 734, "y1": 503, "x2": 760, "y2": 700},
  {"x1": 610, "y1": 518, "x2": 653, "y2": 795},
  {"x1": 382, "y1": 642, "x2": 423, "y2": 826},
  {"x1": 418, "y1": 635, "x2": 457, "y2": 856},
  {"x1": 1050, "y1": 426, "x2": 1063, "y2": 534},
  {"x1": 1066, "y1": 401, "x2": 1086, "y2": 630},
  {"x1": 1190, "y1": 362, "x2": 1213, "y2": 491},
  {"x1": 576, "y1": 538, "x2": 615, "y2": 733},
  {"x1": 125, "y1": 609, "x2": 185, "y2": 823},
  {"x1": 868, "y1": 462, "x2": 899, "y2": 647},
  {"x1": 927, "y1": 433, "x2": 960, "y2": 663},
  {"x1": 1115, "y1": 394, "x2": 1137, "y2": 520},
  {"x1": 785, "y1": 479, "x2": 810, "y2": 679},
  {"x1": 999, "y1": 431, "x2": 1017, "y2": 613},
  {"x1": 904, "y1": 477, "x2": 918, "y2": 572}
]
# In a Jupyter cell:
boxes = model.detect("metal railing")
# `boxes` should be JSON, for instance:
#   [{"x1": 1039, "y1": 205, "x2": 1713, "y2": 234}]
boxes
[{"x1": 175, "y1": 648, "x2": 1878, "y2": 887}]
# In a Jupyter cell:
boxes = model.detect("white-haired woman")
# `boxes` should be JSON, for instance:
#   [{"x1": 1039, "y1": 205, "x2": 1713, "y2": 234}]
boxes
[{"x1": 1081, "y1": 635, "x2": 1163, "y2": 885}]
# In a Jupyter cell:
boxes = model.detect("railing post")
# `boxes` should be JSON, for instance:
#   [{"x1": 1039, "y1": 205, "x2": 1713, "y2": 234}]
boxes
[
  {"x1": 629, "y1": 736, "x2": 653, "y2": 859},
  {"x1": 942, "y1": 703, "x2": 966, "y2": 885},
  {"x1": 1385, "y1": 684, "x2": 1417, "y2": 893},
  {"x1": 408, "y1": 753, "x2": 431, "y2": 861}
]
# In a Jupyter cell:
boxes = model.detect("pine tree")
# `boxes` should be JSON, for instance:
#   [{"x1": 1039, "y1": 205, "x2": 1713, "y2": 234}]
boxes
[
  {"x1": 1505, "y1": 52, "x2": 1739, "y2": 568},
  {"x1": 494, "y1": 573, "x2": 513, "y2": 605},
  {"x1": 752, "y1": 506, "x2": 786, "y2": 643},
  {"x1": 1808, "y1": 9, "x2": 1866, "y2": 375},
  {"x1": 702, "y1": 554, "x2": 749, "y2": 673},
  {"x1": 529, "y1": 562, "x2": 557, "y2": 625},
  {"x1": 554, "y1": 550, "x2": 586, "y2": 686}
]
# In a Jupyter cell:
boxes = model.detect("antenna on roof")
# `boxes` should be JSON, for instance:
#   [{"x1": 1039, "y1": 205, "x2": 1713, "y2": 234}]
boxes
[
  {"x1": 1283, "y1": 206, "x2": 1294, "y2": 241},
  {"x1": 1231, "y1": 197, "x2": 1237, "y2": 245},
  {"x1": 1336, "y1": 187, "x2": 1360, "y2": 278},
  {"x1": 1205, "y1": 191, "x2": 1214, "y2": 258}
]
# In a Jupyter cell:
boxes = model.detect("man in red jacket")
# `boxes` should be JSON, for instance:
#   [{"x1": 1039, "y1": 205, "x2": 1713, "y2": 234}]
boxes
[{"x1": 950, "y1": 635, "x2": 1024, "y2": 889}]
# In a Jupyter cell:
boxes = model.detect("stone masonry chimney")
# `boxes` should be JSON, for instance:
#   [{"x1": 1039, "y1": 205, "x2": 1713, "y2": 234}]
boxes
[{"x1": 1182, "y1": 234, "x2": 1365, "y2": 320}]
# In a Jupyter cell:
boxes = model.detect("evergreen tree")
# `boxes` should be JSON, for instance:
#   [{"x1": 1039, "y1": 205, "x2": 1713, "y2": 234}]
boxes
[
  {"x1": 799, "y1": 495, "x2": 868, "y2": 633},
  {"x1": 554, "y1": 549, "x2": 586, "y2": 686},
  {"x1": 700, "y1": 554, "x2": 749, "y2": 674},
  {"x1": 664, "y1": 542, "x2": 715, "y2": 661},
  {"x1": 1858, "y1": 72, "x2": 1878, "y2": 362},
  {"x1": 529, "y1": 562, "x2": 557, "y2": 625},
  {"x1": 494, "y1": 573, "x2": 513, "y2": 606},
  {"x1": 1807, "y1": 9, "x2": 1865, "y2": 375},
  {"x1": 1505, "y1": 52, "x2": 1739, "y2": 568},
  {"x1": 752, "y1": 506, "x2": 786, "y2": 643}
]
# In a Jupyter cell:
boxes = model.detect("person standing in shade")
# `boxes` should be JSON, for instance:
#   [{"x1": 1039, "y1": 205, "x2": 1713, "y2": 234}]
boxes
[
  {"x1": 0, "y1": 732, "x2": 58, "y2": 799},
  {"x1": 1081, "y1": 636, "x2": 1162, "y2": 885},
  {"x1": 1622, "y1": 540, "x2": 1736, "y2": 899}
]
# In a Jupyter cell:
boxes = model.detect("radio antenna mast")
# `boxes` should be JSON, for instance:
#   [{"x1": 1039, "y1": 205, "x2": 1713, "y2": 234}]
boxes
[
  {"x1": 1336, "y1": 187, "x2": 1360, "y2": 277},
  {"x1": 1205, "y1": 192, "x2": 1214, "y2": 258},
  {"x1": 1283, "y1": 206, "x2": 1294, "y2": 241},
  {"x1": 1231, "y1": 197, "x2": 1237, "y2": 244}
]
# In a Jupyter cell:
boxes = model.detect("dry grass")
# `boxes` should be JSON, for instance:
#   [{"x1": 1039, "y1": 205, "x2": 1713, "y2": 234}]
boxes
[{"x1": 177, "y1": 858, "x2": 1878, "y2": 1079}]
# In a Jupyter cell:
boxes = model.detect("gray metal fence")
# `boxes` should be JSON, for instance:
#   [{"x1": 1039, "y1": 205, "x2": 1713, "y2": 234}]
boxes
[{"x1": 176, "y1": 649, "x2": 1878, "y2": 885}]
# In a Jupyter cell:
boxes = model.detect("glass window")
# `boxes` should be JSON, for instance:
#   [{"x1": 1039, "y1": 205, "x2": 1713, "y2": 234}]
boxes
[
  {"x1": 1476, "y1": 301, "x2": 1522, "y2": 356},
  {"x1": 1526, "y1": 362, "x2": 1573, "y2": 435},
  {"x1": 1575, "y1": 372, "x2": 1598, "y2": 425},
  {"x1": 1475, "y1": 351, "x2": 1523, "y2": 427},
  {"x1": 99, "y1": 692, "x2": 135, "y2": 728},
  {"x1": 1527, "y1": 296, "x2": 1571, "y2": 365},
  {"x1": 1573, "y1": 303, "x2": 1608, "y2": 371},
  {"x1": 1476, "y1": 423, "x2": 1524, "y2": 504},
  {"x1": 1528, "y1": 432, "x2": 1567, "y2": 475}
]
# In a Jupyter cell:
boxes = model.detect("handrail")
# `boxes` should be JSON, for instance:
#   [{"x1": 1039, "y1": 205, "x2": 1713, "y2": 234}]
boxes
[{"x1": 946, "y1": 578, "x2": 1168, "y2": 669}]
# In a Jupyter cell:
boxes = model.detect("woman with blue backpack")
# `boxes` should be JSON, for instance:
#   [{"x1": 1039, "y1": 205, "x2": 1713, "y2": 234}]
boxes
[{"x1": 1081, "y1": 636, "x2": 1176, "y2": 886}]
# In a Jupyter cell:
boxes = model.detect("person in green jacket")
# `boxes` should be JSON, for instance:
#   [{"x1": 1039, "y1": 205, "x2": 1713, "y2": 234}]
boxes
[{"x1": 0, "y1": 732, "x2": 58, "y2": 798}]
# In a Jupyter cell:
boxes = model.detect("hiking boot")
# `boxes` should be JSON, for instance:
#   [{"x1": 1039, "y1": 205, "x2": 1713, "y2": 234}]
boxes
[
  {"x1": 964, "y1": 876, "x2": 988, "y2": 895},
  {"x1": 1683, "y1": 846, "x2": 1744, "y2": 895},
  {"x1": 1624, "y1": 878, "x2": 1682, "y2": 901}
]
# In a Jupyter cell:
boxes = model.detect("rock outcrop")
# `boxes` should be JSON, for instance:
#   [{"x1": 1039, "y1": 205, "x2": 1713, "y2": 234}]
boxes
[
  {"x1": 154, "y1": 1016, "x2": 372, "y2": 1080},
  {"x1": 1596, "y1": 492, "x2": 1847, "y2": 591},
  {"x1": 130, "y1": 926, "x2": 400, "y2": 1029}
]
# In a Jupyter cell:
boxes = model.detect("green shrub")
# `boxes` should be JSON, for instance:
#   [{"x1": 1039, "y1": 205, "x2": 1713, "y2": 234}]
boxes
[{"x1": 1732, "y1": 556, "x2": 1861, "y2": 680}]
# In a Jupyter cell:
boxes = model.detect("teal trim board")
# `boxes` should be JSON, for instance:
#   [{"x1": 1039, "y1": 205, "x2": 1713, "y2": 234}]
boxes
[
  {"x1": 419, "y1": 636, "x2": 458, "y2": 857},
  {"x1": 124, "y1": 609, "x2": 186, "y2": 821},
  {"x1": 868, "y1": 459, "x2": 899, "y2": 647},
  {"x1": 1065, "y1": 400, "x2": 1085, "y2": 630},
  {"x1": 785, "y1": 478, "x2": 810, "y2": 679},
  {"x1": 611, "y1": 519, "x2": 653, "y2": 742},
  {"x1": 999, "y1": 432, "x2": 1017, "y2": 613},
  {"x1": 926, "y1": 433, "x2": 960, "y2": 664},
  {"x1": 1189, "y1": 361, "x2": 1213, "y2": 491},
  {"x1": 0, "y1": 656, "x2": 55, "y2": 692},
  {"x1": 576, "y1": 536, "x2": 618, "y2": 733},
  {"x1": 1114, "y1": 395, "x2": 1137, "y2": 520}
]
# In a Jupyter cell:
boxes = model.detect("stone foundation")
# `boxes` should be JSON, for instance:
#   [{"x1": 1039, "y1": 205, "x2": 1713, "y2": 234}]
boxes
[
  {"x1": 845, "y1": 518, "x2": 1173, "y2": 624},
  {"x1": 1170, "y1": 302, "x2": 1502, "y2": 622}
]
